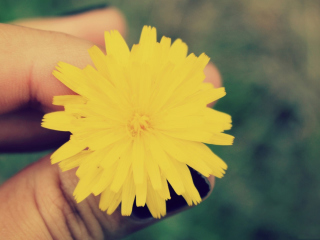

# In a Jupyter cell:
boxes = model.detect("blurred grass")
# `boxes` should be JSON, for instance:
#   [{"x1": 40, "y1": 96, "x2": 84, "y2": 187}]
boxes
[{"x1": 1, "y1": 0, "x2": 320, "y2": 239}]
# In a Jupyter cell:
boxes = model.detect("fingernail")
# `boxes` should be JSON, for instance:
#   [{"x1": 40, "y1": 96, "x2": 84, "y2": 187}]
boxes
[
  {"x1": 188, "y1": 167, "x2": 212, "y2": 199},
  {"x1": 131, "y1": 167, "x2": 211, "y2": 220},
  {"x1": 59, "y1": 3, "x2": 110, "y2": 16},
  {"x1": 131, "y1": 203, "x2": 153, "y2": 221}
]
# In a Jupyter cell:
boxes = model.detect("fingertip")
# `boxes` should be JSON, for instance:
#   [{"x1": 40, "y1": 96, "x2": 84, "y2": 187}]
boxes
[
  {"x1": 204, "y1": 62, "x2": 223, "y2": 108},
  {"x1": 77, "y1": 7, "x2": 127, "y2": 45},
  {"x1": 195, "y1": 175, "x2": 214, "y2": 202},
  {"x1": 199, "y1": 175, "x2": 215, "y2": 202},
  {"x1": 204, "y1": 62, "x2": 222, "y2": 89},
  {"x1": 13, "y1": 7, "x2": 127, "y2": 46},
  {"x1": 104, "y1": 7, "x2": 127, "y2": 37},
  {"x1": 207, "y1": 175, "x2": 215, "y2": 192}
]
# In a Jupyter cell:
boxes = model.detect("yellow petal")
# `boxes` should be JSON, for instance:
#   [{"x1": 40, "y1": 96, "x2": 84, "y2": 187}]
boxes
[
  {"x1": 168, "y1": 39, "x2": 188, "y2": 65},
  {"x1": 107, "y1": 191, "x2": 122, "y2": 215},
  {"x1": 91, "y1": 162, "x2": 117, "y2": 196},
  {"x1": 59, "y1": 150, "x2": 92, "y2": 172},
  {"x1": 138, "y1": 26, "x2": 157, "y2": 62},
  {"x1": 87, "y1": 45, "x2": 109, "y2": 80},
  {"x1": 105, "y1": 30, "x2": 130, "y2": 65},
  {"x1": 52, "y1": 62, "x2": 86, "y2": 92},
  {"x1": 51, "y1": 138, "x2": 86, "y2": 164},
  {"x1": 75, "y1": 150, "x2": 103, "y2": 178},
  {"x1": 155, "y1": 115, "x2": 204, "y2": 131},
  {"x1": 171, "y1": 159, "x2": 201, "y2": 206},
  {"x1": 185, "y1": 87, "x2": 226, "y2": 106},
  {"x1": 53, "y1": 95, "x2": 87, "y2": 106},
  {"x1": 187, "y1": 142, "x2": 228, "y2": 177},
  {"x1": 121, "y1": 173, "x2": 136, "y2": 216},
  {"x1": 110, "y1": 143, "x2": 133, "y2": 192},
  {"x1": 144, "y1": 148, "x2": 162, "y2": 190},
  {"x1": 203, "y1": 108, "x2": 233, "y2": 131},
  {"x1": 206, "y1": 133, "x2": 235, "y2": 145},
  {"x1": 132, "y1": 137, "x2": 145, "y2": 185},
  {"x1": 73, "y1": 166, "x2": 103, "y2": 203},
  {"x1": 155, "y1": 133, "x2": 211, "y2": 177},
  {"x1": 99, "y1": 187, "x2": 122, "y2": 215},
  {"x1": 146, "y1": 133, "x2": 185, "y2": 195},
  {"x1": 76, "y1": 128, "x2": 127, "y2": 151},
  {"x1": 159, "y1": 36, "x2": 171, "y2": 61},
  {"x1": 42, "y1": 111, "x2": 75, "y2": 131},
  {"x1": 159, "y1": 128, "x2": 212, "y2": 143},
  {"x1": 136, "y1": 176, "x2": 147, "y2": 207},
  {"x1": 150, "y1": 53, "x2": 197, "y2": 113},
  {"x1": 156, "y1": 176, "x2": 171, "y2": 200},
  {"x1": 100, "y1": 140, "x2": 131, "y2": 169},
  {"x1": 82, "y1": 65, "x2": 122, "y2": 105},
  {"x1": 146, "y1": 180, "x2": 166, "y2": 218}
]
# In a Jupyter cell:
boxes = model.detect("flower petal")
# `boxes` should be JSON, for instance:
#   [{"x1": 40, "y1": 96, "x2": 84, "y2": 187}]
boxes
[
  {"x1": 132, "y1": 137, "x2": 145, "y2": 185},
  {"x1": 50, "y1": 138, "x2": 86, "y2": 164},
  {"x1": 105, "y1": 30, "x2": 130, "y2": 65},
  {"x1": 121, "y1": 172, "x2": 136, "y2": 216},
  {"x1": 146, "y1": 133, "x2": 185, "y2": 195},
  {"x1": 135, "y1": 175, "x2": 148, "y2": 207},
  {"x1": 146, "y1": 180, "x2": 166, "y2": 219}
]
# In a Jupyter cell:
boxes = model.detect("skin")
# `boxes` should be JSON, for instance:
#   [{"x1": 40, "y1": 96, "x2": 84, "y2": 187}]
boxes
[{"x1": 0, "y1": 7, "x2": 222, "y2": 240}]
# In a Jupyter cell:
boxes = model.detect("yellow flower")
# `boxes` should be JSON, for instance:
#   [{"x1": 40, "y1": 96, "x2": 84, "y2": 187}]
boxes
[{"x1": 42, "y1": 26, "x2": 234, "y2": 218}]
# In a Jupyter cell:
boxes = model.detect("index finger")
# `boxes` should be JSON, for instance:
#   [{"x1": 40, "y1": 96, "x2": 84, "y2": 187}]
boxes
[
  {"x1": 0, "y1": 23, "x2": 95, "y2": 114},
  {"x1": 0, "y1": 22, "x2": 222, "y2": 115}
]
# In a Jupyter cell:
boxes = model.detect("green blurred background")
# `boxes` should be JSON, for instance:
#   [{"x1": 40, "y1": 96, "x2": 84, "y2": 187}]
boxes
[{"x1": 0, "y1": 0, "x2": 319, "y2": 239}]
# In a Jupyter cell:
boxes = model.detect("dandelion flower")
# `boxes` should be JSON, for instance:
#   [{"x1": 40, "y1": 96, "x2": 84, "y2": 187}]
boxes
[{"x1": 42, "y1": 26, "x2": 234, "y2": 218}]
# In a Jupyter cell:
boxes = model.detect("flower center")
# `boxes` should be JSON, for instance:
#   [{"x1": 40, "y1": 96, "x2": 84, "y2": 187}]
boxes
[{"x1": 128, "y1": 113, "x2": 150, "y2": 137}]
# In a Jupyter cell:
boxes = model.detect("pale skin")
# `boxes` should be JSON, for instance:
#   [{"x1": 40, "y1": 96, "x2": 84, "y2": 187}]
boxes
[{"x1": 0, "y1": 7, "x2": 222, "y2": 240}]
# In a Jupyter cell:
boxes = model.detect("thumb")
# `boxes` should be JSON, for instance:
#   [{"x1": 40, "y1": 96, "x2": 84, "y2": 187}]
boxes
[
  {"x1": 0, "y1": 155, "x2": 151, "y2": 239},
  {"x1": 0, "y1": 154, "x2": 213, "y2": 239}
]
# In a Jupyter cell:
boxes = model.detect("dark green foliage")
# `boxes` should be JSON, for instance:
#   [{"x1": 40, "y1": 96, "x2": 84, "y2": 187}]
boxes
[{"x1": 0, "y1": 0, "x2": 319, "y2": 239}]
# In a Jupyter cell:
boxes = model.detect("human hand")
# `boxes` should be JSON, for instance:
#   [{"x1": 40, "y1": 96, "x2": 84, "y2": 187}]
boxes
[{"x1": 0, "y1": 5, "x2": 222, "y2": 239}]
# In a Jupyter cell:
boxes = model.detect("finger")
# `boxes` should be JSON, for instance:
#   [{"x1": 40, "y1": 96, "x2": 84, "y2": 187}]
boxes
[
  {"x1": 0, "y1": 22, "x2": 106, "y2": 152},
  {"x1": 0, "y1": 154, "x2": 214, "y2": 239},
  {"x1": 13, "y1": 6, "x2": 127, "y2": 46}
]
